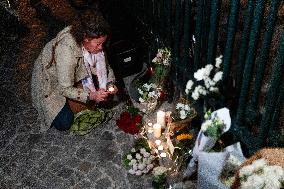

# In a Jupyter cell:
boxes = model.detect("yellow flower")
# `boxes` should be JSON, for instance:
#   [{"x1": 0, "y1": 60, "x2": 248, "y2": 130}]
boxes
[{"x1": 176, "y1": 133, "x2": 193, "y2": 141}]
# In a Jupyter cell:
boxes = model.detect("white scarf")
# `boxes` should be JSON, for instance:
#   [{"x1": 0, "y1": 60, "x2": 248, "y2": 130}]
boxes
[{"x1": 81, "y1": 47, "x2": 108, "y2": 92}]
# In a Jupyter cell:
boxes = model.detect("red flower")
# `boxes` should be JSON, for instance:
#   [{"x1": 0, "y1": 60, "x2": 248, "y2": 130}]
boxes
[
  {"x1": 133, "y1": 115, "x2": 142, "y2": 123},
  {"x1": 116, "y1": 110, "x2": 143, "y2": 135},
  {"x1": 159, "y1": 90, "x2": 166, "y2": 101}
]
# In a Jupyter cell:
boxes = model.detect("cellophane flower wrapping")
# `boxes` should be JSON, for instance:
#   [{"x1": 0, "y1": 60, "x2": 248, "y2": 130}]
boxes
[{"x1": 184, "y1": 107, "x2": 231, "y2": 178}]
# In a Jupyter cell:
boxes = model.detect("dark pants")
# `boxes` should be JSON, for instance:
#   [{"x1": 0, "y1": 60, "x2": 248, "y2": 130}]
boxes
[{"x1": 51, "y1": 102, "x2": 74, "y2": 131}]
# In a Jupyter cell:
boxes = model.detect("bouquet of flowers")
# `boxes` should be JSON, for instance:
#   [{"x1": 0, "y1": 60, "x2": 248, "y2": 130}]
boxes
[
  {"x1": 168, "y1": 99, "x2": 197, "y2": 133},
  {"x1": 152, "y1": 166, "x2": 168, "y2": 189},
  {"x1": 174, "y1": 102, "x2": 196, "y2": 121},
  {"x1": 185, "y1": 55, "x2": 223, "y2": 101},
  {"x1": 152, "y1": 48, "x2": 171, "y2": 66},
  {"x1": 138, "y1": 83, "x2": 160, "y2": 104},
  {"x1": 238, "y1": 159, "x2": 284, "y2": 189},
  {"x1": 116, "y1": 106, "x2": 143, "y2": 135},
  {"x1": 151, "y1": 48, "x2": 171, "y2": 87},
  {"x1": 184, "y1": 107, "x2": 231, "y2": 178},
  {"x1": 201, "y1": 109, "x2": 226, "y2": 139},
  {"x1": 124, "y1": 138, "x2": 156, "y2": 176}
]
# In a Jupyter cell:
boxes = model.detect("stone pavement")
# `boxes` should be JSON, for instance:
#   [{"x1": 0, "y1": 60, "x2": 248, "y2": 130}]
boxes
[
  {"x1": 0, "y1": 33, "x2": 156, "y2": 189},
  {"x1": 0, "y1": 42, "x2": 197, "y2": 188},
  {"x1": 0, "y1": 18, "x2": 197, "y2": 189}
]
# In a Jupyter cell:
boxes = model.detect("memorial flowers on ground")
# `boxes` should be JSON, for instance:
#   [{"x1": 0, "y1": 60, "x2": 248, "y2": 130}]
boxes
[
  {"x1": 152, "y1": 166, "x2": 168, "y2": 189},
  {"x1": 138, "y1": 83, "x2": 160, "y2": 104},
  {"x1": 184, "y1": 107, "x2": 231, "y2": 178},
  {"x1": 238, "y1": 159, "x2": 284, "y2": 189},
  {"x1": 123, "y1": 138, "x2": 156, "y2": 176},
  {"x1": 116, "y1": 106, "x2": 143, "y2": 135}
]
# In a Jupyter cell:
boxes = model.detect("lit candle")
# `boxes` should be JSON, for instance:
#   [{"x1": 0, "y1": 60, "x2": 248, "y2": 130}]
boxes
[
  {"x1": 160, "y1": 152, "x2": 167, "y2": 157},
  {"x1": 157, "y1": 111, "x2": 166, "y2": 128},
  {"x1": 153, "y1": 124, "x2": 161, "y2": 138},
  {"x1": 148, "y1": 123, "x2": 153, "y2": 127},
  {"x1": 158, "y1": 145, "x2": 164, "y2": 150},
  {"x1": 155, "y1": 140, "x2": 161, "y2": 146},
  {"x1": 108, "y1": 86, "x2": 115, "y2": 92}
]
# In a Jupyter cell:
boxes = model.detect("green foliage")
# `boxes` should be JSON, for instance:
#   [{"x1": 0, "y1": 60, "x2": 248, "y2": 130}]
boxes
[
  {"x1": 134, "y1": 138, "x2": 151, "y2": 152},
  {"x1": 71, "y1": 109, "x2": 111, "y2": 135}
]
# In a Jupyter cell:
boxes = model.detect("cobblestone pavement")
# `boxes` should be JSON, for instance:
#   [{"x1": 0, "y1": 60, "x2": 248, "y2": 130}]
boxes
[{"x1": 0, "y1": 33, "x2": 156, "y2": 189}]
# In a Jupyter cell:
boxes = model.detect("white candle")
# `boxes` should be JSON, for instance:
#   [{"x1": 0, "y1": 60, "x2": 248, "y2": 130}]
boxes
[
  {"x1": 155, "y1": 140, "x2": 161, "y2": 146},
  {"x1": 157, "y1": 111, "x2": 166, "y2": 128},
  {"x1": 148, "y1": 123, "x2": 153, "y2": 127},
  {"x1": 153, "y1": 124, "x2": 161, "y2": 138},
  {"x1": 158, "y1": 145, "x2": 164, "y2": 150},
  {"x1": 108, "y1": 86, "x2": 115, "y2": 92},
  {"x1": 160, "y1": 152, "x2": 167, "y2": 157}
]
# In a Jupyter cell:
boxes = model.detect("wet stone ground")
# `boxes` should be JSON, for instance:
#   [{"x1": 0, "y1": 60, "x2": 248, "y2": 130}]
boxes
[
  {"x1": 0, "y1": 69, "x2": 154, "y2": 188},
  {"x1": 0, "y1": 23, "x2": 155, "y2": 189}
]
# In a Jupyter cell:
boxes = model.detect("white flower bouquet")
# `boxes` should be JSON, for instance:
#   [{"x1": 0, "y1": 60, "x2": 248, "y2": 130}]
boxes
[
  {"x1": 238, "y1": 159, "x2": 284, "y2": 189},
  {"x1": 138, "y1": 83, "x2": 160, "y2": 104},
  {"x1": 124, "y1": 147, "x2": 156, "y2": 176},
  {"x1": 201, "y1": 109, "x2": 226, "y2": 139},
  {"x1": 184, "y1": 107, "x2": 231, "y2": 178},
  {"x1": 175, "y1": 102, "x2": 195, "y2": 120},
  {"x1": 185, "y1": 55, "x2": 223, "y2": 100}
]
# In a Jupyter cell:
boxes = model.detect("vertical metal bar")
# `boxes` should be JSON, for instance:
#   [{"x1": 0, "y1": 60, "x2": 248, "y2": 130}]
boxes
[
  {"x1": 173, "y1": 0, "x2": 181, "y2": 83},
  {"x1": 200, "y1": 0, "x2": 211, "y2": 68},
  {"x1": 206, "y1": 0, "x2": 221, "y2": 66},
  {"x1": 257, "y1": 33, "x2": 284, "y2": 148},
  {"x1": 222, "y1": 0, "x2": 240, "y2": 85},
  {"x1": 173, "y1": 0, "x2": 181, "y2": 61},
  {"x1": 250, "y1": 0, "x2": 281, "y2": 109},
  {"x1": 193, "y1": 0, "x2": 203, "y2": 71},
  {"x1": 270, "y1": 79, "x2": 284, "y2": 132},
  {"x1": 235, "y1": 0, "x2": 254, "y2": 95},
  {"x1": 165, "y1": 0, "x2": 172, "y2": 47},
  {"x1": 235, "y1": 0, "x2": 265, "y2": 126},
  {"x1": 183, "y1": 0, "x2": 191, "y2": 69}
]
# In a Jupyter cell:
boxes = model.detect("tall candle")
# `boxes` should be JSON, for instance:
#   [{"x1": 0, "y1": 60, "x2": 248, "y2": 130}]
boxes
[
  {"x1": 157, "y1": 111, "x2": 166, "y2": 128},
  {"x1": 153, "y1": 123, "x2": 161, "y2": 138}
]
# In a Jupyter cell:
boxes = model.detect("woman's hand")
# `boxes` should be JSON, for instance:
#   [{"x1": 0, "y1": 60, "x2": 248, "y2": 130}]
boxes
[
  {"x1": 89, "y1": 89, "x2": 108, "y2": 102},
  {"x1": 106, "y1": 84, "x2": 118, "y2": 95}
]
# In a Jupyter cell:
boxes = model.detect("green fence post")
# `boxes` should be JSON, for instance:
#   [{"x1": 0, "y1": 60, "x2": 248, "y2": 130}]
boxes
[
  {"x1": 206, "y1": 0, "x2": 220, "y2": 66},
  {"x1": 222, "y1": 0, "x2": 240, "y2": 85},
  {"x1": 257, "y1": 33, "x2": 284, "y2": 148},
  {"x1": 183, "y1": 0, "x2": 191, "y2": 70},
  {"x1": 270, "y1": 79, "x2": 284, "y2": 135},
  {"x1": 173, "y1": 0, "x2": 181, "y2": 83},
  {"x1": 235, "y1": 0, "x2": 254, "y2": 95},
  {"x1": 250, "y1": 0, "x2": 281, "y2": 109},
  {"x1": 193, "y1": 0, "x2": 203, "y2": 71},
  {"x1": 164, "y1": 0, "x2": 172, "y2": 47},
  {"x1": 236, "y1": 0, "x2": 265, "y2": 126}
]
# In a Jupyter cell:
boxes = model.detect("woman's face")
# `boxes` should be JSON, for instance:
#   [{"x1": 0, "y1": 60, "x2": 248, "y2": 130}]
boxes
[{"x1": 83, "y1": 35, "x2": 107, "y2": 54}]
